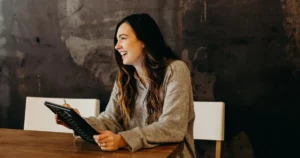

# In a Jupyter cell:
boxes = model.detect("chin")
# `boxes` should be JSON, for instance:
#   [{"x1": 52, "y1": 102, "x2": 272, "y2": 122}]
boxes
[{"x1": 122, "y1": 60, "x2": 131, "y2": 65}]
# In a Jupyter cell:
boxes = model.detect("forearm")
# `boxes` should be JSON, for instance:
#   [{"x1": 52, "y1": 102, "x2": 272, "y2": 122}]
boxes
[
  {"x1": 118, "y1": 116, "x2": 188, "y2": 151},
  {"x1": 84, "y1": 114, "x2": 124, "y2": 133}
]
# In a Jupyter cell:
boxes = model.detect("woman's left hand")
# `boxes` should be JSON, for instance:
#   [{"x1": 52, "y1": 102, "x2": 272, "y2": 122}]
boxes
[{"x1": 93, "y1": 130, "x2": 127, "y2": 151}]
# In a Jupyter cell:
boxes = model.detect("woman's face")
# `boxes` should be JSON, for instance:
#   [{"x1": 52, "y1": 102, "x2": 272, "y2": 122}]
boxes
[{"x1": 115, "y1": 22, "x2": 145, "y2": 67}]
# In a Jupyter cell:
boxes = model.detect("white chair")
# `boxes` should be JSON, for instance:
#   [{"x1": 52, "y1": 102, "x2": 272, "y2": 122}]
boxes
[
  {"x1": 24, "y1": 96, "x2": 100, "y2": 133},
  {"x1": 193, "y1": 102, "x2": 225, "y2": 158}
]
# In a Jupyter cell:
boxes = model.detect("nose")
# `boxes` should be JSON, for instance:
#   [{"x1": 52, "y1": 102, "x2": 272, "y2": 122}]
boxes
[{"x1": 115, "y1": 41, "x2": 121, "y2": 50}]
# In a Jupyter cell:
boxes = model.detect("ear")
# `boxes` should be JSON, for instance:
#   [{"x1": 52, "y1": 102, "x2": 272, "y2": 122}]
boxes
[{"x1": 141, "y1": 42, "x2": 145, "y2": 48}]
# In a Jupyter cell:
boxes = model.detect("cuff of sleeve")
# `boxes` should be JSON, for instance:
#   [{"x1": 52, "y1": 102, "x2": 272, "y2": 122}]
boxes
[{"x1": 118, "y1": 127, "x2": 143, "y2": 152}]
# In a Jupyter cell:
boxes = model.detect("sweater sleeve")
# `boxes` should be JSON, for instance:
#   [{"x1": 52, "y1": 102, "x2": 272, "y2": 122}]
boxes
[
  {"x1": 83, "y1": 82, "x2": 125, "y2": 134},
  {"x1": 118, "y1": 61, "x2": 192, "y2": 152}
]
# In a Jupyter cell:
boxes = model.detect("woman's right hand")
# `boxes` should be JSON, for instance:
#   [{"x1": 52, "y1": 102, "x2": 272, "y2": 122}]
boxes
[{"x1": 55, "y1": 104, "x2": 81, "y2": 129}]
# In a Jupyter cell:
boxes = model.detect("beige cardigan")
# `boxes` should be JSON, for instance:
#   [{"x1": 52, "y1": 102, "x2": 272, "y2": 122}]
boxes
[{"x1": 83, "y1": 60, "x2": 196, "y2": 158}]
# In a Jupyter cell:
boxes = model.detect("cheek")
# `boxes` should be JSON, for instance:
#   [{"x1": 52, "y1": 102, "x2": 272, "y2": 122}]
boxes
[
  {"x1": 134, "y1": 42, "x2": 144, "y2": 54},
  {"x1": 133, "y1": 47, "x2": 143, "y2": 58},
  {"x1": 128, "y1": 44, "x2": 141, "y2": 54},
  {"x1": 124, "y1": 40, "x2": 144, "y2": 56}
]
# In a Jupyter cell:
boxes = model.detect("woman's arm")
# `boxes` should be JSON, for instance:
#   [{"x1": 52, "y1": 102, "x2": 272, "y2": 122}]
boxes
[
  {"x1": 84, "y1": 82, "x2": 125, "y2": 134},
  {"x1": 118, "y1": 60, "x2": 194, "y2": 151}
]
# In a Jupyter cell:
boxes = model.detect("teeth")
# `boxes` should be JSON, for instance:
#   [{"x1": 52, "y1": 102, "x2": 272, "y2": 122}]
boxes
[{"x1": 120, "y1": 52, "x2": 127, "y2": 56}]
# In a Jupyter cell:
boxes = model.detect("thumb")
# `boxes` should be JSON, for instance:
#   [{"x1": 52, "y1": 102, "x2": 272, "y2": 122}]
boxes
[{"x1": 62, "y1": 104, "x2": 71, "y2": 108}]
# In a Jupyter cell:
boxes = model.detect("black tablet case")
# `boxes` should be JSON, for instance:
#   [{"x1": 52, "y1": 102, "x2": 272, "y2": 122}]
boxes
[{"x1": 44, "y1": 101, "x2": 99, "y2": 145}]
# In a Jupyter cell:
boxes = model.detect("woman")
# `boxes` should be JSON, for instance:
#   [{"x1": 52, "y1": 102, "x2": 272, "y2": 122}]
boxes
[{"x1": 57, "y1": 13, "x2": 196, "y2": 157}]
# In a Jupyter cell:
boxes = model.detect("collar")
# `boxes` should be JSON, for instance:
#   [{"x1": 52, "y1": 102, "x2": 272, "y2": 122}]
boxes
[{"x1": 134, "y1": 71, "x2": 149, "y2": 90}]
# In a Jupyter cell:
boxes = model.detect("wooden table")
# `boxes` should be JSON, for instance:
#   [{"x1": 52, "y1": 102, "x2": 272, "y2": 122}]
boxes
[{"x1": 0, "y1": 128, "x2": 183, "y2": 158}]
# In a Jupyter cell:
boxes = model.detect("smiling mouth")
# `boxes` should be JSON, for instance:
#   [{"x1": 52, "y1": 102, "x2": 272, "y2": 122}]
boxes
[{"x1": 120, "y1": 52, "x2": 127, "y2": 59}]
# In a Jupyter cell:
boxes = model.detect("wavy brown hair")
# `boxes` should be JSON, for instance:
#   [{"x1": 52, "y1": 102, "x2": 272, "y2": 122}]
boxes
[{"x1": 114, "y1": 13, "x2": 178, "y2": 127}]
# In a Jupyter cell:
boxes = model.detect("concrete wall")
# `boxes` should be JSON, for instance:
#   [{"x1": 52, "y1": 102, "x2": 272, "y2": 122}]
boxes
[{"x1": 0, "y1": 0, "x2": 299, "y2": 157}]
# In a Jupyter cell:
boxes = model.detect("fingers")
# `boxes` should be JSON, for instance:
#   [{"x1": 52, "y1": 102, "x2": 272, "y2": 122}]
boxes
[
  {"x1": 98, "y1": 131, "x2": 110, "y2": 140},
  {"x1": 73, "y1": 108, "x2": 80, "y2": 115},
  {"x1": 96, "y1": 141, "x2": 114, "y2": 151},
  {"x1": 97, "y1": 141, "x2": 109, "y2": 148},
  {"x1": 94, "y1": 135, "x2": 107, "y2": 149},
  {"x1": 54, "y1": 103, "x2": 78, "y2": 129},
  {"x1": 61, "y1": 104, "x2": 81, "y2": 116},
  {"x1": 93, "y1": 131, "x2": 117, "y2": 151},
  {"x1": 55, "y1": 114, "x2": 70, "y2": 129},
  {"x1": 95, "y1": 135, "x2": 111, "y2": 144},
  {"x1": 55, "y1": 114, "x2": 61, "y2": 124},
  {"x1": 100, "y1": 146, "x2": 115, "y2": 151},
  {"x1": 55, "y1": 114, "x2": 63, "y2": 124},
  {"x1": 93, "y1": 135, "x2": 104, "y2": 143},
  {"x1": 62, "y1": 104, "x2": 71, "y2": 108}
]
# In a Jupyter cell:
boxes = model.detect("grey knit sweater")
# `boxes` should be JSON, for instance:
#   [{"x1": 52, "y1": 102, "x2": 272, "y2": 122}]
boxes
[{"x1": 83, "y1": 60, "x2": 196, "y2": 157}]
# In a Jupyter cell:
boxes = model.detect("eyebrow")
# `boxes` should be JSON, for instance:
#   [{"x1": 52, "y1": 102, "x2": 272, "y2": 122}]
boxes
[{"x1": 118, "y1": 34, "x2": 128, "y2": 38}]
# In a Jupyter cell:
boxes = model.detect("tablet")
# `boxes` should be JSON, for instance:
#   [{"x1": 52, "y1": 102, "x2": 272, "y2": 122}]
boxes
[{"x1": 44, "y1": 101, "x2": 99, "y2": 145}]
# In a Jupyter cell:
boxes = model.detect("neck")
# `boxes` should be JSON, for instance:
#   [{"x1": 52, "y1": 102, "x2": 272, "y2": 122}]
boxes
[
  {"x1": 135, "y1": 65, "x2": 147, "y2": 79},
  {"x1": 134, "y1": 64, "x2": 148, "y2": 86}
]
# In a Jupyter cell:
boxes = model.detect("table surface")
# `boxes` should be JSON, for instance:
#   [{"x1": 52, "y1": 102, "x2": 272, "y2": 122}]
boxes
[{"x1": 0, "y1": 128, "x2": 183, "y2": 158}]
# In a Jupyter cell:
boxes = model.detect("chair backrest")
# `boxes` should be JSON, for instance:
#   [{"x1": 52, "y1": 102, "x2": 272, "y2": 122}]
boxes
[
  {"x1": 193, "y1": 101, "x2": 225, "y2": 158},
  {"x1": 24, "y1": 96, "x2": 100, "y2": 133},
  {"x1": 193, "y1": 101, "x2": 225, "y2": 140}
]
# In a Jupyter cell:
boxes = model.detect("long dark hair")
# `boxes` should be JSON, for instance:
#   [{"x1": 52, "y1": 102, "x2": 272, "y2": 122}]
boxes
[{"x1": 114, "y1": 13, "x2": 178, "y2": 126}]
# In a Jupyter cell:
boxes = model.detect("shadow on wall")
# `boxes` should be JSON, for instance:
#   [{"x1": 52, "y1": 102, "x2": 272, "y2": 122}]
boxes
[
  {"x1": 0, "y1": 64, "x2": 10, "y2": 127},
  {"x1": 182, "y1": 0, "x2": 300, "y2": 157},
  {"x1": 0, "y1": 0, "x2": 181, "y2": 128}
]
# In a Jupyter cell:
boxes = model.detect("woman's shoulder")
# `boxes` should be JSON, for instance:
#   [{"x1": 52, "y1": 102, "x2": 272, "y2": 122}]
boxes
[
  {"x1": 164, "y1": 60, "x2": 191, "y2": 78},
  {"x1": 166, "y1": 60, "x2": 190, "y2": 72}
]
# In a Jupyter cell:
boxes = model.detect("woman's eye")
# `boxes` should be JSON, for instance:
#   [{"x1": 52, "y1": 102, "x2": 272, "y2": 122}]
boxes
[{"x1": 121, "y1": 37, "x2": 126, "y2": 40}]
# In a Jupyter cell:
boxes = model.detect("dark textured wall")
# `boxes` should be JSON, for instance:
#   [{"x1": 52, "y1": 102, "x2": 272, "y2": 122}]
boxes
[{"x1": 0, "y1": 0, "x2": 299, "y2": 158}]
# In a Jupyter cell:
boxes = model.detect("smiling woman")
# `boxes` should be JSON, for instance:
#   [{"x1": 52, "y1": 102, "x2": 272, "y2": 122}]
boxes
[{"x1": 56, "y1": 13, "x2": 196, "y2": 158}]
